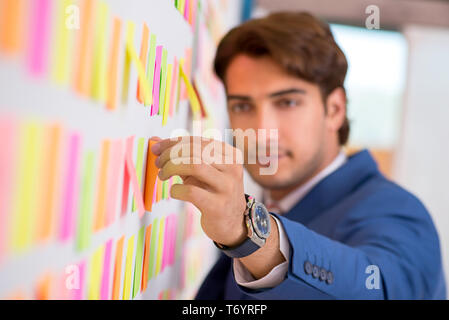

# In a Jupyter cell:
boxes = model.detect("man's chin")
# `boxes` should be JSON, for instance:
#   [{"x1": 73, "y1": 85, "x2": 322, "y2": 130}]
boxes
[{"x1": 246, "y1": 165, "x2": 301, "y2": 190}]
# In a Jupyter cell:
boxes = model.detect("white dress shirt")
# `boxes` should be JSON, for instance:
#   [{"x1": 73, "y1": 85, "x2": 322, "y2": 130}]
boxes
[{"x1": 233, "y1": 151, "x2": 347, "y2": 289}]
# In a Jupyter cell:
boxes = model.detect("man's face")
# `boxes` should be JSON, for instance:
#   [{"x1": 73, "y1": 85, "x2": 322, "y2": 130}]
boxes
[{"x1": 225, "y1": 54, "x2": 340, "y2": 191}]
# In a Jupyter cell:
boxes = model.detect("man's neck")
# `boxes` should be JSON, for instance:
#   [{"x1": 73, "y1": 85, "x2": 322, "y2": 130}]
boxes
[{"x1": 269, "y1": 148, "x2": 342, "y2": 202}]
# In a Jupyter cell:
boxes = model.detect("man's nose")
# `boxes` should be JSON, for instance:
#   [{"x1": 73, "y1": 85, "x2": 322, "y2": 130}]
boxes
[{"x1": 255, "y1": 105, "x2": 279, "y2": 131}]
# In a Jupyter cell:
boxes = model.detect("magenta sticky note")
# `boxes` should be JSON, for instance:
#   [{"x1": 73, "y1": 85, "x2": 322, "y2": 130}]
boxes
[
  {"x1": 151, "y1": 46, "x2": 163, "y2": 116},
  {"x1": 100, "y1": 239, "x2": 113, "y2": 300},
  {"x1": 28, "y1": 0, "x2": 51, "y2": 76},
  {"x1": 60, "y1": 132, "x2": 82, "y2": 241}
]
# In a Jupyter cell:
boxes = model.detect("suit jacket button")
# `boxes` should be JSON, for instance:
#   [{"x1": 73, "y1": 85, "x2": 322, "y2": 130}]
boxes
[
  {"x1": 326, "y1": 271, "x2": 334, "y2": 284},
  {"x1": 319, "y1": 268, "x2": 327, "y2": 281},
  {"x1": 312, "y1": 265, "x2": 320, "y2": 278},
  {"x1": 304, "y1": 261, "x2": 313, "y2": 275}
]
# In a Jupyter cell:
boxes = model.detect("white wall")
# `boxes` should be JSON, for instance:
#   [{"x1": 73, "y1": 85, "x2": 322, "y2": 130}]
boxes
[{"x1": 393, "y1": 25, "x2": 449, "y2": 298}]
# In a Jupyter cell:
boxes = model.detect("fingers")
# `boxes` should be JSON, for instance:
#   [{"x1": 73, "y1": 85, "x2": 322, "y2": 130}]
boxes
[
  {"x1": 158, "y1": 157, "x2": 226, "y2": 192},
  {"x1": 170, "y1": 183, "x2": 212, "y2": 212}
]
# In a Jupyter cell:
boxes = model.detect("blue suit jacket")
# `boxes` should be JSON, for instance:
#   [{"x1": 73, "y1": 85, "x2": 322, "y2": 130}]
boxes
[{"x1": 195, "y1": 150, "x2": 446, "y2": 299}]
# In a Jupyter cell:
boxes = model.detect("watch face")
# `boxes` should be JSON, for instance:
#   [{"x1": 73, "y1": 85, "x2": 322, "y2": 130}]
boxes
[{"x1": 251, "y1": 203, "x2": 271, "y2": 238}]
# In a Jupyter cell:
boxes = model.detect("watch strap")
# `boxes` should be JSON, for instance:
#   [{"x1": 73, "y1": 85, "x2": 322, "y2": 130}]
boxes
[{"x1": 213, "y1": 237, "x2": 261, "y2": 258}]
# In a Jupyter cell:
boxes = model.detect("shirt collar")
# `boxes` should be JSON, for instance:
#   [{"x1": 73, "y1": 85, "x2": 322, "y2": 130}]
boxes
[{"x1": 263, "y1": 151, "x2": 347, "y2": 214}]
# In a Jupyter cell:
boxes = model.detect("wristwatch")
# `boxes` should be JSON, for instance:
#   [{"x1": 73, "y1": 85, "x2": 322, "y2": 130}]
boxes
[{"x1": 213, "y1": 194, "x2": 271, "y2": 258}]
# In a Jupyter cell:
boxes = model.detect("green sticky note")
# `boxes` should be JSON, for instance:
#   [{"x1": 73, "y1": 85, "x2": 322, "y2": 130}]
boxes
[
  {"x1": 132, "y1": 138, "x2": 145, "y2": 211},
  {"x1": 132, "y1": 226, "x2": 145, "y2": 298},
  {"x1": 148, "y1": 218, "x2": 159, "y2": 279},
  {"x1": 155, "y1": 217, "x2": 165, "y2": 275},
  {"x1": 76, "y1": 151, "x2": 95, "y2": 251},
  {"x1": 122, "y1": 235, "x2": 135, "y2": 300},
  {"x1": 158, "y1": 48, "x2": 168, "y2": 116},
  {"x1": 145, "y1": 34, "x2": 157, "y2": 107}
]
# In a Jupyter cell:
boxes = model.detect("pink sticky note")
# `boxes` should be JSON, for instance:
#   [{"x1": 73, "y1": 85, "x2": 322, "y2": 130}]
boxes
[
  {"x1": 72, "y1": 260, "x2": 86, "y2": 300},
  {"x1": 27, "y1": 0, "x2": 51, "y2": 76},
  {"x1": 184, "y1": 0, "x2": 190, "y2": 20},
  {"x1": 60, "y1": 132, "x2": 81, "y2": 241},
  {"x1": 151, "y1": 46, "x2": 163, "y2": 116},
  {"x1": 125, "y1": 137, "x2": 145, "y2": 218},
  {"x1": 100, "y1": 239, "x2": 113, "y2": 300},
  {"x1": 105, "y1": 140, "x2": 124, "y2": 225},
  {"x1": 121, "y1": 136, "x2": 134, "y2": 216},
  {"x1": 0, "y1": 117, "x2": 17, "y2": 260}
]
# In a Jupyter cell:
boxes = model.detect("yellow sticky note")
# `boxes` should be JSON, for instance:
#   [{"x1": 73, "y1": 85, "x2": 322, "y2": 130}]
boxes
[
  {"x1": 88, "y1": 244, "x2": 105, "y2": 300},
  {"x1": 155, "y1": 217, "x2": 165, "y2": 276},
  {"x1": 52, "y1": 0, "x2": 73, "y2": 84},
  {"x1": 122, "y1": 235, "x2": 135, "y2": 300},
  {"x1": 121, "y1": 21, "x2": 135, "y2": 105},
  {"x1": 179, "y1": 63, "x2": 201, "y2": 118},
  {"x1": 162, "y1": 63, "x2": 173, "y2": 126}
]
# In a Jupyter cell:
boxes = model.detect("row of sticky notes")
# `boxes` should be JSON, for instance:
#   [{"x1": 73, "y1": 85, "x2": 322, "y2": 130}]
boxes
[
  {"x1": 174, "y1": 0, "x2": 200, "y2": 30},
  {"x1": 4, "y1": 213, "x2": 184, "y2": 299},
  {"x1": 0, "y1": 0, "x2": 203, "y2": 123},
  {"x1": 0, "y1": 115, "x2": 182, "y2": 261}
]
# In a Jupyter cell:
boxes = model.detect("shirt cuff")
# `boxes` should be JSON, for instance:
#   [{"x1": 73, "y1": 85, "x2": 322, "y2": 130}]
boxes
[{"x1": 233, "y1": 215, "x2": 290, "y2": 289}]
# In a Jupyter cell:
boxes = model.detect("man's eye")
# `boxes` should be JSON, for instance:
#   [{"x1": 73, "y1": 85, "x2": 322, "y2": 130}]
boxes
[
  {"x1": 276, "y1": 98, "x2": 299, "y2": 108},
  {"x1": 230, "y1": 103, "x2": 252, "y2": 113}
]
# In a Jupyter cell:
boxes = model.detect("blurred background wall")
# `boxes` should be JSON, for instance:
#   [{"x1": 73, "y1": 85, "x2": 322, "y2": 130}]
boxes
[{"x1": 237, "y1": 0, "x2": 449, "y2": 297}]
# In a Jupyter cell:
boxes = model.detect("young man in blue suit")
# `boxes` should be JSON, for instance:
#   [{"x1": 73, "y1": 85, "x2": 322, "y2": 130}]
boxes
[{"x1": 150, "y1": 12, "x2": 446, "y2": 299}]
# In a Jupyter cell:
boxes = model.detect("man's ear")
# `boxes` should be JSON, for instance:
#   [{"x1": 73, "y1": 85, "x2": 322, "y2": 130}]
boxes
[{"x1": 325, "y1": 87, "x2": 347, "y2": 132}]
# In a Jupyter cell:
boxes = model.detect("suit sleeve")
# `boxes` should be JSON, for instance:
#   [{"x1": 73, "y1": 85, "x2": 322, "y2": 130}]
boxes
[{"x1": 235, "y1": 201, "x2": 445, "y2": 299}]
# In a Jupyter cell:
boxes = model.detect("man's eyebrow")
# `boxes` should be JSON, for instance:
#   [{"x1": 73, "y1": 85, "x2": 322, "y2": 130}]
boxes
[
  {"x1": 227, "y1": 95, "x2": 252, "y2": 101},
  {"x1": 268, "y1": 88, "x2": 306, "y2": 97}
]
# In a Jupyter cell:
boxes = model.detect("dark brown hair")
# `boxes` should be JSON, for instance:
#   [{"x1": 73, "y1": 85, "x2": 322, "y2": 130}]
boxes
[{"x1": 214, "y1": 11, "x2": 350, "y2": 145}]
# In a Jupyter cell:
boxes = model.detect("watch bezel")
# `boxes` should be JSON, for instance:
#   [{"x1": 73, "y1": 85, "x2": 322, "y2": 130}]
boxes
[{"x1": 250, "y1": 201, "x2": 271, "y2": 239}]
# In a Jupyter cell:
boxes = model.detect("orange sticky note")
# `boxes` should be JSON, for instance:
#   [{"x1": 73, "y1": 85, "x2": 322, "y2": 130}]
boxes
[
  {"x1": 112, "y1": 235, "x2": 124, "y2": 300},
  {"x1": 136, "y1": 23, "x2": 150, "y2": 104},
  {"x1": 0, "y1": 0, "x2": 25, "y2": 54},
  {"x1": 143, "y1": 140, "x2": 158, "y2": 212},
  {"x1": 74, "y1": 0, "x2": 95, "y2": 96},
  {"x1": 156, "y1": 176, "x2": 162, "y2": 202},
  {"x1": 106, "y1": 18, "x2": 122, "y2": 111},
  {"x1": 105, "y1": 139, "x2": 124, "y2": 226},
  {"x1": 94, "y1": 140, "x2": 110, "y2": 231},
  {"x1": 35, "y1": 272, "x2": 53, "y2": 300}
]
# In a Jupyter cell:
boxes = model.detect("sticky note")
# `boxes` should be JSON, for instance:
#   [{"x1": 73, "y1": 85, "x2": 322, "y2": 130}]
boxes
[
  {"x1": 161, "y1": 215, "x2": 170, "y2": 272},
  {"x1": 169, "y1": 214, "x2": 178, "y2": 265},
  {"x1": 60, "y1": 132, "x2": 82, "y2": 241},
  {"x1": 94, "y1": 140, "x2": 110, "y2": 231},
  {"x1": 132, "y1": 226, "x2": 145, "y2": 298},
  {"x1": 156, "y1": 176, "x2": 163, "y2": 202},
  {"x1": 76, "y1": 151, "x2": 95, "y2": 251},
  {"x1": 162, "y1": 63, "x2": 173, "y2": 126},
  {"x1": 27, "y1": 0, "x2": 51, "y2": 76},
  {"x1": 125, "y1": 29, "x2": 154, "y2": 108},
  {"x1": 140, "y1": 224, "x2": 152, "y2": 292},
  {"x1": 169, "y1": 58, "x2": 179, "y2": 118},
  {"x1": 125, "y1": 137, "x2": 146, "y2": 218},
  {"x1": 132, "y1": 138, "x2": 145, "y2": 212},
  {"x1": 155, "y1": 216, "x2": 165, "y2": 276},
  {"x1": 184, "y1": 0, "x2": 190, "y2": 20},
  {"x1": 151, "y1": 46, "x2": 163, "y2": 116},
  {"x1": 148, "y1": 218, "x2": 158, "y2": 279},
  {"x1": 88, "y1": 243, "x2": 105, "y2": 300},
  {"x1": 100, "y1": 239, "x2": 113, "y2": 300},
  {"x1": 106, "y1": 18, "x2": 122, "y2": 111},
  {"x1": 137, "y1": 24, "x2": 150, "y2": 104},
  {"x1": 74, "y1": 0, "x2": 95, "y2": 96},
  {"x1": 122, "y1": 235, "x2": 135, "y2": 300},
  {"x1": 145, "y1": 34, "x2": 157, "y2": 107},
  {"x1": 112, "y1": 235, "x2": 124, "y2": 300},
  {"x1": 52, "y1": 0, "x2": 73, "y2": 84},
  {"x1": 91, "y1": 2, "x2": 109, "y2": 101},
  {"x1": 121, "y1": 136, "x2": 134, "y2": 216},
  {"x1": 143, "y1": 140, "x2": 158, "y2": 212},
  {"x1": 0, "y1": 0, "x2": 25, "y2": 54},
  {"x1": 180, "y1": 63, "x2": 201, "y2": 117},
  {"x1": 0, "y1": 118, "x2": 17, "y2": 258},
  {"x1": 121, "y1": 21, "x2": 135, "y2": 105},
  {"x1": 38, "y1": 124, "x2": 62, "y2": 243},
  {"x1": 72, "y1": 259, "x2": 86, "y2": 300},
  {"x1": 158, "y1": 48, "x2": 168, "y2": 116},
  {"x1": 105, "y1": 139, "x2": 124, "y2": 226},
  {"x1": 179, "y1": 0, "x2": 186, "y2": 14},
  {"x1": 36, "y1": 272, "x2": 53, "y2": 300},
  {"x1": 11, "y1": 121, "x2": 42, "y2": 251}
]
